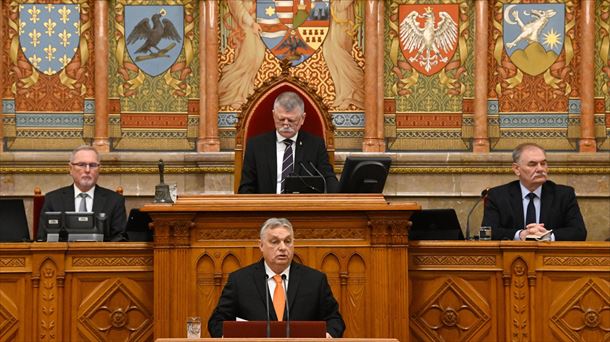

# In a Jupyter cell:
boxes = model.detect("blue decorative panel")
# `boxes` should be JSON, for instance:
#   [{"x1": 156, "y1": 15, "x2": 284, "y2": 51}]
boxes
[
  {"x1": 332, "y1": 112, "x2": 365, "y2": 127},
  {"x1": 487, "y1": 100, "x2": 499, "y2": 114},
  {"x1": 499, "y1": 114, "x2": 568, "y2": 128},
  {"x1": 568, "y1": 99, "x2": 581, "y2": 114},
  {"x1": 3, "y1": 100, "x2": 15, "y2": 113},
  {"x1": 218, "y1": 112, "x2": 238, "y2": 127},
  {"x1": 84, "y1": 99, "x2": 96, "y2": 113},
  {"x1": 16, "y1": 114, "x2": 83, "y2": 127}
]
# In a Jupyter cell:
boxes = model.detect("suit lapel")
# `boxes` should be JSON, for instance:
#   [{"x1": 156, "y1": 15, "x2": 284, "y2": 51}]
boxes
[
  {"x1": 266, "y1": 133, "x2": 278, "y2": 186},
  {"x1": 63, "y1": 186, "x2": 76, "y2": 211},
  {"x1": 287, "y1": 262, "x2": 301, "y2": 316},
  {"x1": 539, "y1": 182, "x2": 554, "y2": 226},
  {"x1": 253, "y1": 261, "x2": 276, "y2": 320},
  {"x1": 294, "y1": 134, "x2": 305, "y2": 172},
  {"x1": 509, "y1": 182, "x2": 524, "y2": 228},
  {"x1": 92, "y1": 187, "x2": 105, "y2": 212}
]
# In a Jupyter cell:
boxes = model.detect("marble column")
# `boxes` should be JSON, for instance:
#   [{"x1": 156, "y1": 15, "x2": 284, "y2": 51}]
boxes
[
  {"x1": 197, "y1": 0, "x2": 220, "y2": 152},
  {"x1": 363, "y1": 0, "x2": 385, "y2": 152},
  {"x1": 93, "y1": 0, "x2": 109, "y2": 152},
  {"x1": 579, "y1": 0, "x2": 596, "y2": 152},
  {"x1": 473, "y1": 0, "x2": 490, "y2": 152}
]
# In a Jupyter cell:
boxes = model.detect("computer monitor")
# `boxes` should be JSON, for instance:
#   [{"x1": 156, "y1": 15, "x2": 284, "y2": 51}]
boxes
[
  {"x1": 409, "y1": 209, "x2": 465, "y2": 240},
  {"x1": 284, "y1": 175, "x2": 325, "y2": 194},
  {"x1": 339, "y1": 156, "x2": 392, "y2": 193},
  {"x1": 222, "y1": 321, "x2": 326, "y2": 338},
  {"x1": 0, "y1": 199, "x2": 30, "y2": 242},
  {"x1": 46, "y1": 211, "x2": 103, "y2": 242}
]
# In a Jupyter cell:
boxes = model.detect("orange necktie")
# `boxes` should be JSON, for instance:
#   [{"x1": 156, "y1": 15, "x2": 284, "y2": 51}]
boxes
[{"x1": 273, "y1": 274, "x2": 285, "y2": 321}]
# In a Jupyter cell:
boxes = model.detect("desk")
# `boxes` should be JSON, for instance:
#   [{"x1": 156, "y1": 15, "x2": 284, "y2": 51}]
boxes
[
  {"x1": 1, "y1": 230, "x2": 608, "y2": 341},
  {"x1": 0, "y1": 242, "x2": 153, "y2": 341},
  {"x1": 141, "y1": 194, "x2": 418, "y2": 342}
]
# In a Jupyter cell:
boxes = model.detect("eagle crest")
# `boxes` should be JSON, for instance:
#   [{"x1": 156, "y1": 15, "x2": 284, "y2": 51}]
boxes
[
  {"x1": 126, "y1": 12, "x2": 181, "y2": 58},
  {"x1": 399, "y1": 7, "x2": 458, "y2": 73}
]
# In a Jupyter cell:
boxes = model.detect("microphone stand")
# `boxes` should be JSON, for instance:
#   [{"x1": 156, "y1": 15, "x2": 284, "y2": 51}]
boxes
[
  {"x1": 281, "y1": 274, "x2": 290, "y2": 337},
  {"x1": 465, "y1": 188, "x2": 489, "y2": 240},
  {"x1": 308, "y1": 161, "x2": 327, "y2": 193},
  {"x1": 264, "y1": 275, "x2": 271, "y2": 337}
]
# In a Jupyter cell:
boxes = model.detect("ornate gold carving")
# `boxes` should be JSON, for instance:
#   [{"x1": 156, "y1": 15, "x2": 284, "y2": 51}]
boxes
[
  {"x1": 72, "y1": 256, "x2": 153, "y2": 267},
  {"x1": 39, "y1": 262, "x2": 58, "y2": 342},
  {"x1": 411, "y1": 278, "x2": 490, "y2": 341},
  {"x1": 413, "y1": 255, "x2": 496, "y2": 266},
  {"x1": 79, "y1": 279, "x2": 152, "y2": 341},
  {"x1": 369, "y1": 219, "x2": 409, "y2": 245},
  {"x1": 544, "y1": 256, "x2": 610, "y2": 267},
  {"x1": 3, "y1": 166, "x2": 608, "y2": 175},
  {"x1": 197, "y1": 227, "x2": 367, "y2": 241},
  {"x1": 0, "y1": 257, "x2": 25, "y2": 267},
  {"x1": 510, "y1": 258, "x2": 528, "y2": 341},
  {"x1": 550, "y1": 278, "x2": 610, "y2": 341},
  {"x1": 0, "y1": 292, "x2": 18, "y2": 338}
]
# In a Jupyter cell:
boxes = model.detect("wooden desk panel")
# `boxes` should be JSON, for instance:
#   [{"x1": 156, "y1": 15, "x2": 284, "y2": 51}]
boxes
[
  {"x1": 408, "y1": 241, "x2": 610, "y2": 342},
  {"x1": 1, "y1": 237, "x2": 608, "y2": 341},
  {"x1": 0, "y1": 242, "x2": 154, "y2": 342}
]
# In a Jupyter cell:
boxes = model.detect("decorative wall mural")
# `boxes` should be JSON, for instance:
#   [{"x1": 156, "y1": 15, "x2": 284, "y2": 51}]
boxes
[
  {"x1": 19, "y1": 4, "x2": 80, "y2": 76},
  {"x1": 502, "y1": 4, "x2": 564, "y2": 77},
  {"x1": 114, "y1": 2, "x2": 194, "y2": 98},
  {"x1": 124, "y1": 6, "x2": 183, "y2": 77},
  {"x1": 399, "y1": 5, "x2": 458, "y2": 75},
  {"x1": 256, "y1": 0, "x2": 330, "y2": 66}
]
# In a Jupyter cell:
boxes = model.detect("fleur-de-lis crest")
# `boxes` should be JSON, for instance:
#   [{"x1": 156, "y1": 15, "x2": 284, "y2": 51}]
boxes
[
  {"x1": 44, "y1": 18, "x2": 56, "y2": 36},
  {"x1": 44, "y1": 44, "x2": 56, "y2": 61},
  {"x1": 29, "y1": 29, "x2": 41, "y2": 47},
  {"x1": 28, "y1": 6, "x2": 41, "y2": 23},
  {"x1": 59, "y1": 6, "x2": 71, "y2": 24},
  {"x1": 59, "y1": 29, "x2": 71, "y2": 47}
]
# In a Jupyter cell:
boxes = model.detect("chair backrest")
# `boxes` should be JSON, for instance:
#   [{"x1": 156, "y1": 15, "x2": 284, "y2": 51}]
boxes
[
  {"x1": 234, "y1": 73, "x2": 335, "y2": 193},
  {"x1": 0, "y1": 199, "x2": 30, "y2": 242}
]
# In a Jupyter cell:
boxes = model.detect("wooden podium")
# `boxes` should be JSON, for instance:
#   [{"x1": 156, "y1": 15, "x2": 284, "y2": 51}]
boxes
[{"x1": 141, "y1": 194, "x2": 420, "y2": 342}]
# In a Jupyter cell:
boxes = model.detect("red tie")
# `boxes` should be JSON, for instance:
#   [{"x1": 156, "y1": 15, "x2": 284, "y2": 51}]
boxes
[{"x1": 273, "y1": 275, "x2": 285, "y2": 321}]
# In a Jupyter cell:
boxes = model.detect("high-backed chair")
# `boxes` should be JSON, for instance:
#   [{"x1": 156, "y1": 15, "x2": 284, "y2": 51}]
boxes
[{"x1": 234, "y1": 71, "x2": 335, "y2": 193}]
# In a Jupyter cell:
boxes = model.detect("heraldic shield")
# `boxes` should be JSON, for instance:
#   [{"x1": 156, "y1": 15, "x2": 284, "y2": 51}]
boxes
[
  {"x1": 503, "y1": 4, "x2": 565, "y2": 76},
  {"x1": 19, "y1": 4, "x2": 80, "y2": 76},
  {"x1": 124, "y1": 5, "x2": 184, "y2": 77},
  {"x1": 256, "y1": 0, "x2": 330, "y2": 66},
  {"x1": 398, "y1": 4, "x2": 459, "y2": 76}
]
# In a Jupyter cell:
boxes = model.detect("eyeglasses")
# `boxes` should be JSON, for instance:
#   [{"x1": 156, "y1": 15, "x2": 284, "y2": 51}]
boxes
[{"x1": 71, "y1": 162, "x2": 100, "y2": 169}]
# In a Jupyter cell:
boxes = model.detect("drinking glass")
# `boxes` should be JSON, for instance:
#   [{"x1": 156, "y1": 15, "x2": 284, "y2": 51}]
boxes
[{"x1": 186, "y1": 316, "x2": 201, "y2": 338}]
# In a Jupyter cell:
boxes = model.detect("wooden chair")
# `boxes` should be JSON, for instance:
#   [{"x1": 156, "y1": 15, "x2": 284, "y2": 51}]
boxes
[{"x1": 233, "y1": 70, "x2": 335, "y2": 193}]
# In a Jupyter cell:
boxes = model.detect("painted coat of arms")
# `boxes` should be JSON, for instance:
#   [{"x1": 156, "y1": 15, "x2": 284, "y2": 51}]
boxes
[
  {"x1": 124, "y1": 6, "x2": 184, "y2": 77},
  {"x1": 256, "y1": 0, "x2": 330, "y2": 66},
  {"x1": 399, "y1": 4, "x2": 458, "y2": 76},
  {"x1": 19, "y1": 4, "x2": 80, "y2": 75},
  {"x1": 503, "y1": 4, "x2": 564, "y2": 76}
]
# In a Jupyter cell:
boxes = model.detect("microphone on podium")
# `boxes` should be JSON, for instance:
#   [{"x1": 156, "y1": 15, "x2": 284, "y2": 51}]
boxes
[
  {"x1": 281, "y1": 274, "x2": 290, "y2": 337},
  {"x1": 465, "y1": 188, "x2": 489, "y2": 240},
  {"x1": 308, "y1": 161, "x2": 327, "y2": 194},
  {"x1": 264, "y1": 274, "x2": 271, "y2": 337}
]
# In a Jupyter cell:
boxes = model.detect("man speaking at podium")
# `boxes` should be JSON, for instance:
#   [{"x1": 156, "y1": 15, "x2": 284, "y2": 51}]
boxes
[
  {"x1": 238, "y1": 91, "x2": 339, "y2": 194},
  {"x1": 207, "y1": 218, "x2": 345, "y2": 338}
]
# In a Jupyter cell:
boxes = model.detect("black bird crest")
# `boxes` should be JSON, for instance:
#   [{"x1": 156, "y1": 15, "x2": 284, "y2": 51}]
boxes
[{"x1": 126, "y1": 10, "x2": 181, "y2": 61}]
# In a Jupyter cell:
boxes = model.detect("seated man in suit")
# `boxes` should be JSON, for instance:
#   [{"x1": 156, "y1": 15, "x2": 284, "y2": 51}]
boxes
[
  {"x1": 37, "y1": 145, "x2": 128, "y2": 242},
  {"x1": 207, "y1": 218, "x2": 345, "y2": 338},
  {"x1": 482, "y1": 143, "x2": 586, "y2": 241},
  {"x1": 238, "y1": 91, "x2": 339, "y2": 193}
]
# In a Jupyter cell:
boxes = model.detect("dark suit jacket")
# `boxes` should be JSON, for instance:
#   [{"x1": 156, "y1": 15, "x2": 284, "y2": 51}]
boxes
[
  {"x1": 482, "y1": 180, "x2": 586, "y2": 241},
  {"x1": 238, "y1": 131, "x2": 339, "y2": 194},
  {"x1": 207, "y1": 260, "x2": 345, "y2": 338},
  {"x1": 37, "y1": 185, "x2": 128, "y2": 242}
]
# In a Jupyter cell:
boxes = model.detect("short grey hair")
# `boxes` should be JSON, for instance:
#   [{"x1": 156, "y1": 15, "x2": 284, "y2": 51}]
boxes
[
  {"x1": 512, "y1": 142, "x2": 545, "y2": 163},
  {"x1": 70, "y1": 145, "x2": 100, "y2": 163},
  {"x1": 273, "y1": 91, "x2": 304, "y2": 115},
  {"x1": 259, "y1": 217, "x2": 294, "y2": 239}
]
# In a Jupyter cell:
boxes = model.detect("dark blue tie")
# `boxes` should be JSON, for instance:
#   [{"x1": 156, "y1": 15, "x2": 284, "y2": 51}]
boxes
[
  {"x1": 280, "y1": 139, "x2": 293, "y2": 193},
  {"x1": 525, "y1": 193, "x2": 537, "y2": 226}
]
